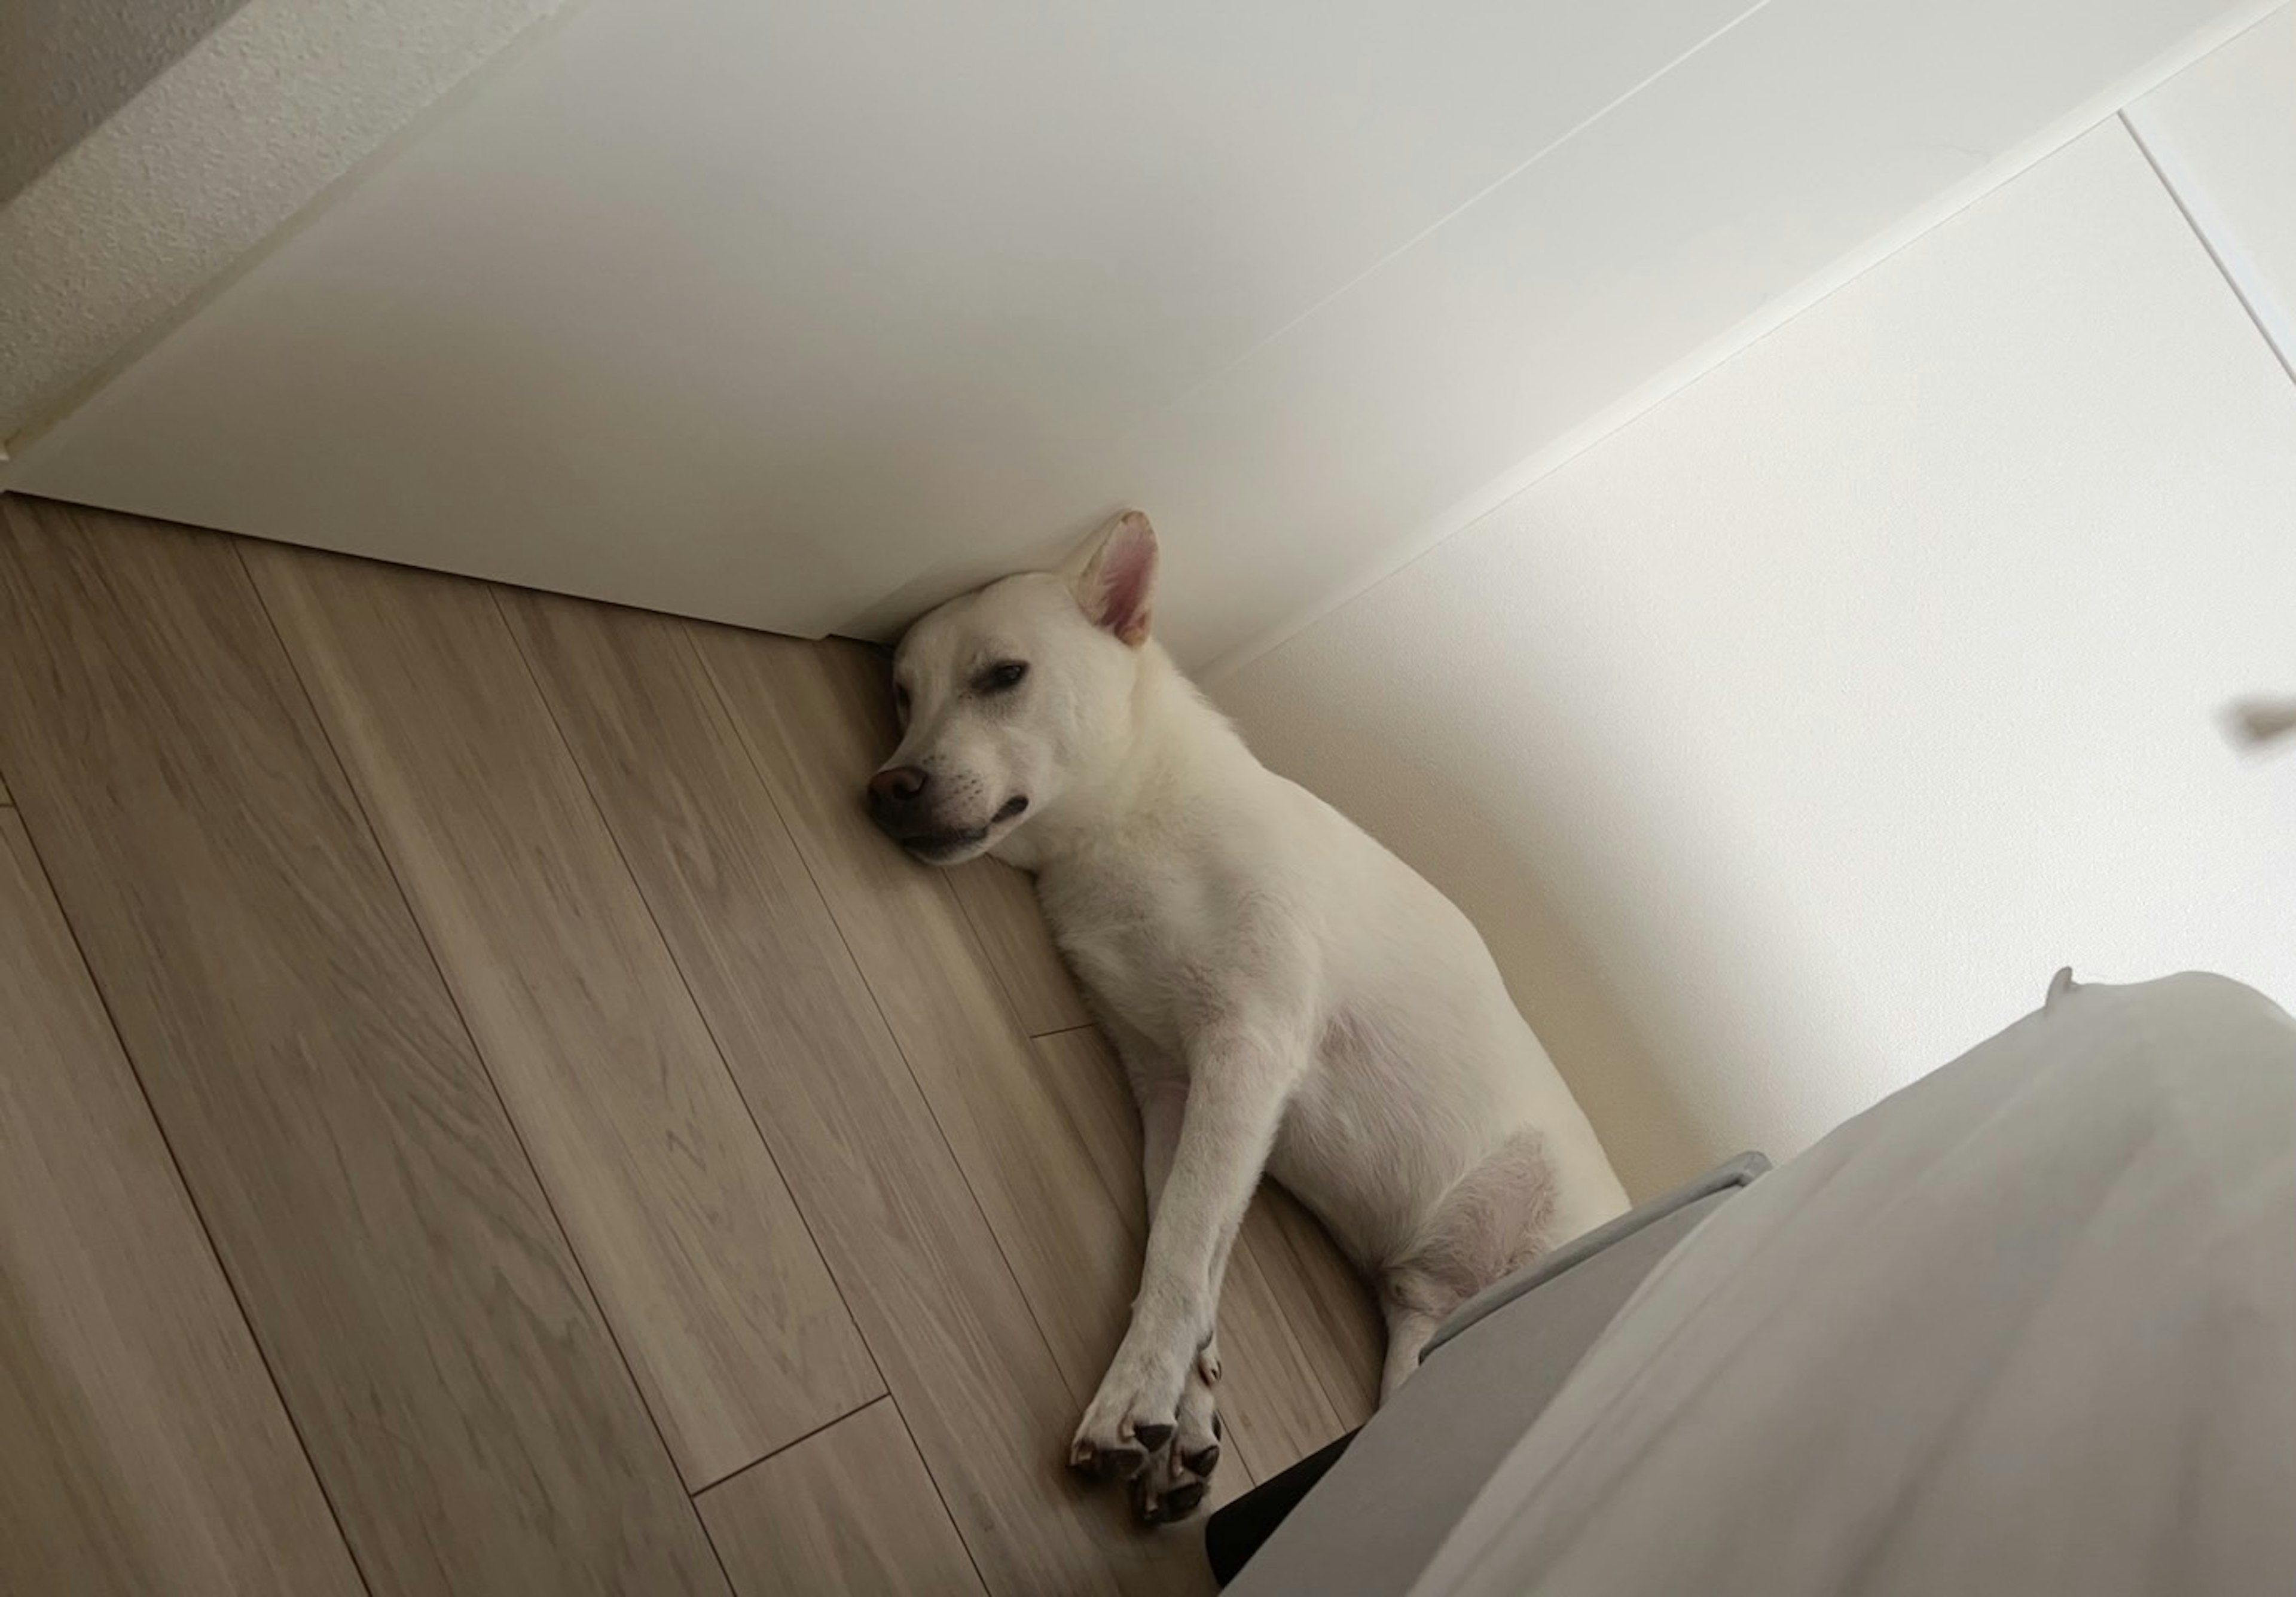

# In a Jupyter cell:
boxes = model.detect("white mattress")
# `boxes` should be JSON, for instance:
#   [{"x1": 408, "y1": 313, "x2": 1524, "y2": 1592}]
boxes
[{"x1": 1413, "y1": 972, "x2": 2296, "y2": 1597}]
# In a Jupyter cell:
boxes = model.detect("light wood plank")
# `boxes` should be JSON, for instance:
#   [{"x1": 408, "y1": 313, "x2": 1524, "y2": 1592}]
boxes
[
  {"x1": 700, "y1": 1400, "x2": 984, "y2": 1597},
  {"x1": 1256, "y1": 1189, "x2": 1383, "y2": 1431},
  {"x1": 0, "y1": 811, "x2": 364, "y2": 1597},
  {"x1": 0, "y1": 499, "x2": 728, "y2": 1596},
  {"x1": 1026, "y1": 1028, "x2": 1162, "y2": 1241},
  {"x1": 950, "y1": 858, "x2": 1093, "y2": 1036},
  {"x1": 502, "y1": 589, "x2": 1124, "y2": 1593},
  {"x1": 1222, "y1": 1211, "x2": 1357, "y2": 1465},
  {"x1": 243, "y1": 545, "x2": 877, "y2": 1488},
  {"x1": 692, "y1": 630, "x2": 1139, "y2": 1401}
]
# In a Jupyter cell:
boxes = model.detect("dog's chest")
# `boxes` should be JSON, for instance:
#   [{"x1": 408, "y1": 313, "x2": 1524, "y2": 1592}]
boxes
[{"x1": 1036, "y1": 863, "x2": 1213, "y2": 1051}]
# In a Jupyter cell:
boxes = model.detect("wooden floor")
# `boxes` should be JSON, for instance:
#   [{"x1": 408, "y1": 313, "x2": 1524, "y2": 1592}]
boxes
[{"x1": 0, "y1": 497, "x2": 1381, "y2": 1597}]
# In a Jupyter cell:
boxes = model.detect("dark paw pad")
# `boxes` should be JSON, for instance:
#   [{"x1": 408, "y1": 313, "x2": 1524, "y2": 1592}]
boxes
[
  {"x1": 1159, "y1": 1480, "x2": 1208, "y2": 1520},
  {"x1": 1131, "y1": 1421, "x2": 1174, "y2": 1450},
  {"x1": 1070, "y1": 1441, "x2": 1147, "y2": 1481},
  {"x1": 1134, "y1": 1479, "x2": 1209, "y2": 1525},
  {"x1": 1181, "y1": 1442, "x2": 1220, "y2": 1476}
]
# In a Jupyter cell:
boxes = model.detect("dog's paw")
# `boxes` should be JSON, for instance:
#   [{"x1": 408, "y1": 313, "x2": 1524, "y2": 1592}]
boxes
[
  {"x1": 1131, "y1": 1381, "x2": 1222, "y2": 1523},
  {"x1": 1067, "y1": 1404, "x2": 1171, "y2": 1482},
  {"x1": 1131, "y1": 1434, "x2": 1216, "y2": 1523},
  {"x1": 1068, "y1": 1345, "x2": 1191, "y2": 1482}
]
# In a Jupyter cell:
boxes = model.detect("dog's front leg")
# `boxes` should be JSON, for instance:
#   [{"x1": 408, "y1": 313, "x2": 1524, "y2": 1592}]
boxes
[
  {"x1": 1071, "y1": 1019, "x2": 1304, "y2": 1480},
  {"x1": 1123, "y1": 1079, "x2": 1226, "y2": 1520}
]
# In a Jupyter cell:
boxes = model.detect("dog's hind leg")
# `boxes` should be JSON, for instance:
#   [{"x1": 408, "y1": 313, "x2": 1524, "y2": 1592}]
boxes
[
  {"x1": 1377, "y1": 1129, "x2": 1561, "y2": 1400},
  {"x1": 1378, "y1": 1293, "x2": 1445, "y2": 1403}
]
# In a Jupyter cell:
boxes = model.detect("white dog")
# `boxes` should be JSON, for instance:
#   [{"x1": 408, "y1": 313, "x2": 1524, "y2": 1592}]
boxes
[{"x1": 868, "y1": 512, "x2": 1626, "y2": 1521}]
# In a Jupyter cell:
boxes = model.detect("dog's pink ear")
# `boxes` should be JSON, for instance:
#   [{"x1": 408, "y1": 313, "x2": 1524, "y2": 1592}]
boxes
[{"x1": 1071, "y1": 511, "x2": 1158, "y2": 648}]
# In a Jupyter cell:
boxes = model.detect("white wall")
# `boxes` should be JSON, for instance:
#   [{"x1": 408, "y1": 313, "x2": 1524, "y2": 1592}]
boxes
[
  {"x1": 2126, "y1": 2, "x2": 2296, "y2": 374},
  {"x1": 8, "y1": 0, "x2": 2265, "y2": 660},
  {"x1": 1217, "y1": 116, "x2": 2296, "y2": 1199}
]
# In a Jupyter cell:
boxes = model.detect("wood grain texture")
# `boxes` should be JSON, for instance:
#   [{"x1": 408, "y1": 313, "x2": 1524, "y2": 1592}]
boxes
[
  {"x1": 499, "y1": 588, "x2": 1128, "y2": 1595},
  {"x1": 0, "y1": 810, "x2": 364, "y2": 1597},
  {"x1": 1255, "y1": 1189, "x2": 1383, "y2": 1430},
  {"x1": 242, "y1": 544, "x2": 876, "y2": 1488},
  {"x1": 1026, "y1": 1028, "x2": 1164, "y2": 1243},
  {"x1": 700, "y1": 1399, "x2": 985, "y2": 1597},
  {"x1": 0, "y1": 499, "x2": 729, "y2": 1596},
  {"x1": 951, "y1": 859, "x2": 1093, "y2": 1036},
  {"x1": 691, "y1": 630, "x2": 1140, "y2": 1400}
]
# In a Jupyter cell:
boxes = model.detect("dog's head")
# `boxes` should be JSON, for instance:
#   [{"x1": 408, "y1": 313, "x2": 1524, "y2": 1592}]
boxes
[{"x1": 867, "y1": 511, "x2": 1159, "y2": 865}]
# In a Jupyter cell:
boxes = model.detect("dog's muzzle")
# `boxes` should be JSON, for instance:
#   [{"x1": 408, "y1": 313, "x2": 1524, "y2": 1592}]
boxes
[{"x1": 865, "y1": 768, "x2": 1027, "y2": 860}]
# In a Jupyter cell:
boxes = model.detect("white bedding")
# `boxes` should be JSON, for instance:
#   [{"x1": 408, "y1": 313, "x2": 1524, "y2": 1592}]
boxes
[{"x1": 1412, "y1": 972, "x2": 2296, "y2": 1597}]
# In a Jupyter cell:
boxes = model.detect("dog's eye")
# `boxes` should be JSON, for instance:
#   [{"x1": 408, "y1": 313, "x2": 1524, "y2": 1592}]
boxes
[
  {"x1": 893, "y1": 682, "x2": 911, "y2": 720},
  {"x1": 977, "y1": 661, "x2": 1029, "y2": 693}
]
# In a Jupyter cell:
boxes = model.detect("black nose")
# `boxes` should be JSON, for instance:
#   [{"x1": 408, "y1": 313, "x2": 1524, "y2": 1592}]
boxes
[{"x1": 868, "y1": 765, "x2": 929, "y2": 810}]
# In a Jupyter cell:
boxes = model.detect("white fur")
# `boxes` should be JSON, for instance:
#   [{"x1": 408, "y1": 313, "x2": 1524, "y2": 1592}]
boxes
[{"x1": 871, "y1": 512, "x2": 1626, "y2": 1519}]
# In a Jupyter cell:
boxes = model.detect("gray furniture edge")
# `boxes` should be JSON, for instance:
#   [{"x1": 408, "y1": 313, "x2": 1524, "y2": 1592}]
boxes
[
  {"x1": 1422, "y1": 1150, "x2": 1772, "y2": 1360},
  {"x1": 1224, "y1": 1152, "x2": 1772, "y2": 1594}
]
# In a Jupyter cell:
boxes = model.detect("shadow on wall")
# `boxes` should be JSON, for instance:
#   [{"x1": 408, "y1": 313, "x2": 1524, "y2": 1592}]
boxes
[{"x1": 1223, "y1": 681, "x2": 1708, "y2": 1203}]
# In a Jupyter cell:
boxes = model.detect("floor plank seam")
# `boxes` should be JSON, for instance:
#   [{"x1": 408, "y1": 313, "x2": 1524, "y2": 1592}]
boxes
[
  {"x1": 8, "y1": 504, "x2": 1372, "y2": 1592},
  {"x1": 683, "y1": 628, "x2": 1149, "y2": 1590},
  {"x1": 1, "y1": 775, "x2": 381, "y2": 1597},
  {"x1": 949, "y1": 872, "x2": 1090, "y2": 1042},
  {"x1": 884, "y1": 1393, "x2": 1000, "y2": 1597},
  {"x1": 929, "y1": 866, "x2": 1048, "y2": 1046},
  {"x1": 234, "y1": 541, "x2": 731, "y2": 1578},
  {"x1": 1274, "y1": 1217, "x2": 1381, "y2": 1431},
  {"x1": 686, "y1": 1391, "x2": 893, "y2": 1498},
  {"x1": 491, "y1": 586, "x2": 893, "y2": 1416},
  {"x1": 688, "y1": 624, "x2": 1095, "y2": 1419},
  {"x1": 911, "y1": 867, "x2": 1142, "y2": 1401},
  {"x1": 947, "y1": 879, "x2": 1030, "y2": 1034}
]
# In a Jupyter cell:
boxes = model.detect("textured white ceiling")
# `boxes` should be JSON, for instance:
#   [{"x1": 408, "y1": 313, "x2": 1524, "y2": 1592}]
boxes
[
  {"x1": 1, "y1": 0, "x2": 252, "y2": 202},
  {"x1": 0, "y1": 0, "x2": 579, "y2": 448}
]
